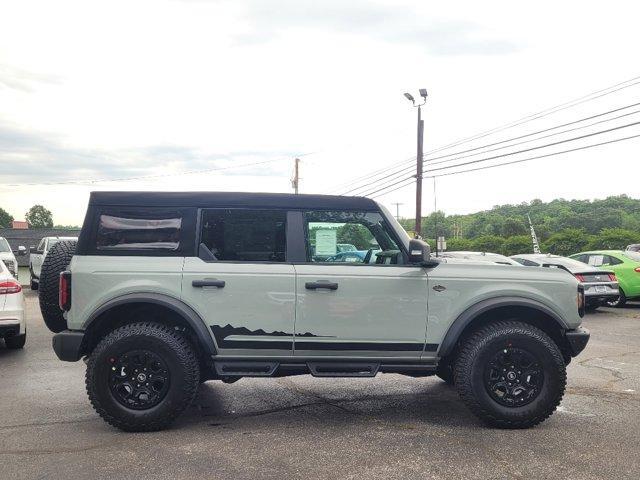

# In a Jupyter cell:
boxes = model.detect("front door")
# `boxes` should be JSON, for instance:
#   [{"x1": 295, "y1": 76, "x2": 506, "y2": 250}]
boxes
[
  {"x1": 293, "y1": 210, "x2": 429, "y2": 358},
  {"x1": 181, "y1": 208, "x2": 295, "y2": 357}
]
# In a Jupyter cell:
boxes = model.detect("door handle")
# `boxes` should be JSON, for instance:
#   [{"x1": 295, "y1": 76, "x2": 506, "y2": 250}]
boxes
[
  {"x1": 305, "y1": 281, "x2": 339, "y2": 291},
  {"x1": 192, "y1": 279, "x2": 226, "y2": 288}
]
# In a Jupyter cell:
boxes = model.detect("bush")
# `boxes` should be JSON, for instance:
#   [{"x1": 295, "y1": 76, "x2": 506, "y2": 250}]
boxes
[
  {"x1": 587, "y1": 228, "x2": 639, "y2": 250},
  {"x1": 471, "y1": 235, "x2": 505, "y2": 254},
  {"x1": 502, "y1": 235, "x2": 534, "y2": 256},
  {"x1": 542, "y1": 229, "x2": 594, "y2": 256}
]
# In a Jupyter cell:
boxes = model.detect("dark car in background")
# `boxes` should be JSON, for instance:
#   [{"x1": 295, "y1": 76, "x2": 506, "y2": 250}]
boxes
[{"x1": 511, "y1": 254, "x2": 619, "y2": 310}]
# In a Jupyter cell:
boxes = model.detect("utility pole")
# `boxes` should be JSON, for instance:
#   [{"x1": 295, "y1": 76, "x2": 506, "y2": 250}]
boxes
[
  {"x1": 404, "y1": 89, "x2": 428, "y2": 238},
  {"x1": 291, "y1": 158, "x2": 300, "y2": 194},
  {"x1": 391, "y1": 202, "x2": 403, "y2": 220}
]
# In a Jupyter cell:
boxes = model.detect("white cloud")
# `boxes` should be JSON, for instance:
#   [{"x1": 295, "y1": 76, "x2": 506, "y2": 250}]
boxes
[{"x1": 0, "y1": 0, "x2": 639, "y2": 225}]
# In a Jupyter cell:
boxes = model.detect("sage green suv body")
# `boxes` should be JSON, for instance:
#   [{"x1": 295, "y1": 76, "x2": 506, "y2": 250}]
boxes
[{"x1": 50, "y1": 192, "x2": 589, "y2": 431}]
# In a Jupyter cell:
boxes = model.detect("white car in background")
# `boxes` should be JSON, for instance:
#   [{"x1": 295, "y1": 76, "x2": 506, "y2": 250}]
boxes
[
  {"x1": 0, "y1": 258, "x2": 26, "y2": 349},
  {"x1": 30, "y1": 236, "x2": 78, "y2": 290},
  {"x1": 0, "y1": 236, "x2": 26, "y2": 279}
]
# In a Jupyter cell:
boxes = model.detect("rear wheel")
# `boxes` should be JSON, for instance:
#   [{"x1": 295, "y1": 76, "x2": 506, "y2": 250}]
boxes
[
  {"x1": 38, "y1": 240, "x2": 76, "y2": 333},
  {"x1": 606, "y1": 289, "x2": 626, "y2": 308},
  {"x1": 86, "y1": 322, "x2": 200, "y2": 432},
  {"x1": 454, "y1": 321, "x2": 566, "y2": 429},
  {"x1": 29, "y1": 269, "x2": 38, "y2": 291}
]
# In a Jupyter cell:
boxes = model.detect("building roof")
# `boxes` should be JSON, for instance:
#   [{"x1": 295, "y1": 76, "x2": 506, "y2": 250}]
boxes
[{"x1": 89, "y1": 191, "x2": 378, "y2": 210}]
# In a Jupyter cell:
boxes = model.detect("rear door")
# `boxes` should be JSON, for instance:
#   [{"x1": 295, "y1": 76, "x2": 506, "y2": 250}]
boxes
[
  {"x1": 292, "y1": 210, "x2": 429, "y2": 358},
  {"x1": 181, "y1": 208, "x2": 296, "y2": 357}
]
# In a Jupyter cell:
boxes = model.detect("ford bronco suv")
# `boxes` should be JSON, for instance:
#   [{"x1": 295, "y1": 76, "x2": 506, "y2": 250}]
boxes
[{"x1": 47, "y1": 192, "x2": 589, "y2": 432}]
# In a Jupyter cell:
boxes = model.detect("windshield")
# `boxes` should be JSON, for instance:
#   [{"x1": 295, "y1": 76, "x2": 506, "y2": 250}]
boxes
[
  {"x1": 624, "y1": 251, "x2": 640, "y2": 262},
  {"x1": 0, "y1": 238, "x2": 11, "y2": 253}
]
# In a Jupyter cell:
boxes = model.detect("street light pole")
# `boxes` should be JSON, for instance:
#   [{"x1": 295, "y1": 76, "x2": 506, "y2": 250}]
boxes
[{"x1": 404, "y1": 89, "x2": 428, "y2": 238}]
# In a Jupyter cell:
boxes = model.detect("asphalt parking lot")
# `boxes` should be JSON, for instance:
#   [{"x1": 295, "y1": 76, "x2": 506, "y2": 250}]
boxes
[{"x1": 2, "y1": 291, "x2": 640, "y2": 480}]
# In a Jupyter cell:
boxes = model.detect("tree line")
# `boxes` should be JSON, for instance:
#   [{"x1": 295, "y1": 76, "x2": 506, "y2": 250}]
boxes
[
  {"x1": 398, "y1": 195, "x2": 640, "y2": 256},
  {"x1": 0, "y1": 204, "x2": 55, "y2": 228}
]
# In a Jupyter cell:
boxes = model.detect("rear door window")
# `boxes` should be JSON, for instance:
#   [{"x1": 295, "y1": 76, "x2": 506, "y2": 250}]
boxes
[{"x1": 199, "y1": 209, "x2": 286, "y2": 262}]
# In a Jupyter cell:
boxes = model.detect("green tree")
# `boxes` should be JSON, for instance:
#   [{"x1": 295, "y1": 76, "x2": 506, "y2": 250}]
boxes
[
  {"x1": 542, "y1": 229, "x2": 594, "y2": 256},
  {"x1": 503, "y1": 235, "x2": 534, "y2": 256},
  {"x1": 336, "y1": 224, "x2": 371, "y2": 250},
  {"x1": 471, "y1": 235, "x2": 505, "y2": 253},
  {"x1": 445, "y1": 238, "x2": 473, "y2": 251},
  {"x1": 0, "y1": 207, "x2": 13, "y2": 228},
  {"x1": 25, "y1": 204, "x2": 53, "y2": 228},
  {"x1": 587, "y1": 228, "x2": 639, "y2": 250}
]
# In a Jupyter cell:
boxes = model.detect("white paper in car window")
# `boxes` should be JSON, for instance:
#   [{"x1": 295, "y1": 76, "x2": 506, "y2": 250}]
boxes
[
  {"x1": 589, "y1": 255, "x2": 604, "y2": 267},
  {"x1": 315, "y1": 229, "x2": 337, "y2": 256}
]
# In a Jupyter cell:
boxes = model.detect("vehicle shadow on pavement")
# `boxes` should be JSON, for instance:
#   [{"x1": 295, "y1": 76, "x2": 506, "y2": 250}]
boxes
[{"x1": 177, "y1": 377, "x2": 481, "y2": 430}]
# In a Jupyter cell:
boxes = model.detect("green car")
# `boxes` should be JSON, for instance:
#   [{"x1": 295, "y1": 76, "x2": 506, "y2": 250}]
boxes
[{"x1": 570, "y1": 250, "x2": 640, "y2": 307}]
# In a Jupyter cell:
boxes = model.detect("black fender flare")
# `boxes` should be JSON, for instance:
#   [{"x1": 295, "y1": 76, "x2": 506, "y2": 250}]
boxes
[
  {"x1": 437, "y1": 296, "x2": 568, "y2": 358},
  {"x1": 83, "y1": 292, "x2": 217, "y2": 356}
]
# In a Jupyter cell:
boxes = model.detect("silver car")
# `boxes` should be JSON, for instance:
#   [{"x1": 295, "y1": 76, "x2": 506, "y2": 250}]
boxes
[{"x1": 511, "y1": 253, "x2": 619, "y2": 310}]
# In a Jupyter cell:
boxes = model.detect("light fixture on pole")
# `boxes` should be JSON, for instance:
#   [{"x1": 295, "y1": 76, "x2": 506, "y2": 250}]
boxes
[{"x1": 404, "y1": 88, "x2": 428, "y2": 238}]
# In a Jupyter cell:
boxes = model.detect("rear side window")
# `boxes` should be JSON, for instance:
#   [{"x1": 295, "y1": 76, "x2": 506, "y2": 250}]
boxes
[
  {"x1": 200, "y1": 209, "x2": 286, "y2": 262},
  {"x1": 97, "y1": 213, "x2": 182, "y2": 251}
]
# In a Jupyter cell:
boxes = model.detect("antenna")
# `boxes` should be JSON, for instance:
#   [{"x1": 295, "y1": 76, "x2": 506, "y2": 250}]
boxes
[{"x1": 528, "y1": 214, "x2": 541, "y2": 254}]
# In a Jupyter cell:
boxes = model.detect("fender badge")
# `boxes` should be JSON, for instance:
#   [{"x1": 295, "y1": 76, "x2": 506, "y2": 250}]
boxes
[{"x1": 433, "y1": 285, "x2": 446, "y2": 292}]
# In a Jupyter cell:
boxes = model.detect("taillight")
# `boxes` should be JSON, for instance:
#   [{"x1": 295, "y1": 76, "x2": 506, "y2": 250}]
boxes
[
  {"x1": 608, "y1": 273, "x2": 617, "y2": 281},
  {"x1": 0, "y1": 280, "x2": 22, "y2": 294},
  {"x1": 59, "y1": 271, "x2": 72, "y2": 311},
  {"x1": 577, "y1": 285, "x2": 585, "y2": 318},
  {"x1": 574, "y1": 274, "x2": 585, "y2": 282},
  {"x1": 635, "y1": 267, "x2": 640, "y2": 273}
]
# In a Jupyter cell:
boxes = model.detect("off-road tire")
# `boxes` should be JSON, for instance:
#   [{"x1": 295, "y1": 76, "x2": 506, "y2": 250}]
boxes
[
  {"x1": 86, "y1": 322, "x2": 200, "y2": 432},
  {"x1": 5, "y1": 333, "x2": 26, "y2": 349},
  {"x1": 38, "y1": 240, "x2": 76, "y2": 333},
  {"x1": 606, "y1": 289, "x2": 627, "y2": 308},
  {"x1": 436, "y1": 362, "x2": 454, "y2": 385},
  {"x1": 454, "y1": 321, "x2": 566, "y2": 429}
]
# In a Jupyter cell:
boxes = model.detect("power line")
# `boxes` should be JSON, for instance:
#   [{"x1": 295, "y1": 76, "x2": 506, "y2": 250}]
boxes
[
  {"x1": 335, "y1": 75, "x2": 640, "y2": 195},
  {"x1": 362, "y1": 119, "x2": 640, "y2": 197},
  {"x1": 370, "y1": 132, "x2": 640, "y2": 198},
  {"x1": 425, "y1": 133, "x2": 640, "y2": 179},
  {"x1": 344, "y1": 101, "x2": 640, "y2": 196}
]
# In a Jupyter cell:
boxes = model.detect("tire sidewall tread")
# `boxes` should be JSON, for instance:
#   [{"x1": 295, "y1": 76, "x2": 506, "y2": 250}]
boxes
[
  {"x1": 454, "y1": 320, "x2": 566, "y2": 429},
  {"x1": 86, "y1": 322, "x2": 200, "y2": 432}
]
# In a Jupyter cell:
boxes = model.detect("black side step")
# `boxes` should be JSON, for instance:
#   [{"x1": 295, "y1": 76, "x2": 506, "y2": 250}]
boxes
[
  {"x1": 214, "y1": 361, "x2": 278, "y2": 377},
  {"x1": 307, "y1": 362, "x2": 380, "y2": 378}
]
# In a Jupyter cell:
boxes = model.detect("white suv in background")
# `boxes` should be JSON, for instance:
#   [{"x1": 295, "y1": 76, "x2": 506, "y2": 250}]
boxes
[
  {"x1": 0, "y1": 258, "x2": 26, "y2": 349},
  {"x1": 0, "y1": 237, "x2": 26, "y2": 279},
  {"x1": 29, "y1": 236, "x2": 78, "y2": 290}
]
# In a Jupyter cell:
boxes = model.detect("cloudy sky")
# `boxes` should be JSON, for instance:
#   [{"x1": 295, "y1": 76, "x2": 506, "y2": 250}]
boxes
[{"x1": 1, "y1": 0, "x2": 639, "y2": 225}]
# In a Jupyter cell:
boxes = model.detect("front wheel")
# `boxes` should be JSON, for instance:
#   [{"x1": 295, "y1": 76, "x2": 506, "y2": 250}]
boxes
[
  {"x1": 454, "y1": 321, "x2": 566, "y2": 429},
  {"x1": 86, "y1": 322, "x2": 200, "y2": 432}
]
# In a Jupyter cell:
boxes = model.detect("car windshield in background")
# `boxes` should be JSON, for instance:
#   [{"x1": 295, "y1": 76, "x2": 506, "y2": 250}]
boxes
[
  {"x1": 624, "y1": 251, "x2": 640, "y2": 262},
  {"x1": 0, "y1": 238, "x2": 11, "y2": 253}
]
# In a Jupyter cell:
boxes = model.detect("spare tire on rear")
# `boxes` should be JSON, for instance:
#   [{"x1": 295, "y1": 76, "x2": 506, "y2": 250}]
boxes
[{"x1": 39, "y1": 240, "x2": 77, "y2": 333}]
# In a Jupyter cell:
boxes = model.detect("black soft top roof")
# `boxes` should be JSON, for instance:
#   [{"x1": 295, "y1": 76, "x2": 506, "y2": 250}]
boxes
[{"x1": 89, "y1": 191, "x2": 379, "y2": 210}]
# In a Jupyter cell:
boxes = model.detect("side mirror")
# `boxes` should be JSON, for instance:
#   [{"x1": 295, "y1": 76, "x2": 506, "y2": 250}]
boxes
[
  {"x1": 29, "y1": 246, "x2": 37, "y2": 254},
  {"x1": 409, "y1": 239, "x2": 436, "y2": 266},
  {"x1": 17, "y1": 245, "x2": 26, "y2": 256}
]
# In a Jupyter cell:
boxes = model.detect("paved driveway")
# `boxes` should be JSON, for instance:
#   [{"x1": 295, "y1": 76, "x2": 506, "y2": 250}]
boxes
[{"x1": 1, "y1": 291, "x2": 640, "y2": 479}]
